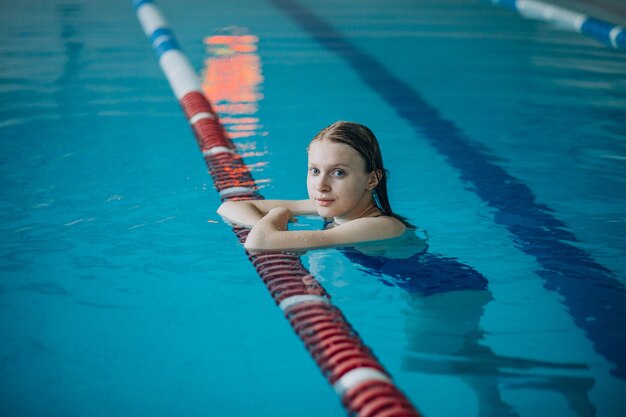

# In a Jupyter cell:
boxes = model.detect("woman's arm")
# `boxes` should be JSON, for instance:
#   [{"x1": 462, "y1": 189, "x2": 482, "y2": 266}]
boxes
[
  {"x1": 244, "y1": 207, "x2": 406, "y2": 251},
  {"x1": 217, "y1": 199, "x2": 315, "y2": 228}
]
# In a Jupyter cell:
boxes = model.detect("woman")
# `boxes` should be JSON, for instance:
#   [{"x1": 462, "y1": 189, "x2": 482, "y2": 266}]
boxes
[
  {"x1": 219, "y1": 122, "x2": 526, "y2": 413},
  {"x1": 217, "y1": 121, "x2": 408, "y2": 251}
]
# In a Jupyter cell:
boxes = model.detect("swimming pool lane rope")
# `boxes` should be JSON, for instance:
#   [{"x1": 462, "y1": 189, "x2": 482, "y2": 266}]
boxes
[
  {"x1": 132, "y1": 2, "x2": 423, "y2": 416},
  {"x1": 492, "y1": 0, "x2": 626, "y2": 49}
]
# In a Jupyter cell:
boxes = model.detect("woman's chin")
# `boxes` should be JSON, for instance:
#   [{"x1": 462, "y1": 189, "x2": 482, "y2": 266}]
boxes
[{"x1": 315, "y1": 207, "x2": 336, "y2": 219}]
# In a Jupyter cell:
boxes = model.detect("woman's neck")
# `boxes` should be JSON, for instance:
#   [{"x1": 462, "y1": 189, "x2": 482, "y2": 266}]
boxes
[{"x1": 334, "y1": 201, "x2": 381, "y2": 225}]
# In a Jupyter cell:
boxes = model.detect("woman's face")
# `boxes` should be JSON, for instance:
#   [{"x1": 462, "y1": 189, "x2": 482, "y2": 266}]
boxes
[{"x1": 307, "y1": 139, "x2": 377, "y2": 221}]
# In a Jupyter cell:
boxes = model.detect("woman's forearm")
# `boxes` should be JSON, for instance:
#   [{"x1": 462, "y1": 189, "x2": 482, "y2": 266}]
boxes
[
  {"x1": 217, "y1": 200, "x2": 264, "y2": 228},
  {"x1": 218, "y1": 199, "x2": 313, "y2": 228}
]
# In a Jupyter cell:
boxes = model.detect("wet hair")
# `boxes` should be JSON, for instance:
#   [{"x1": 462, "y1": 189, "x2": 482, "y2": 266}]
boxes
[{"x1": 309, "y1": 121, "x2": 410, "y2": 226}]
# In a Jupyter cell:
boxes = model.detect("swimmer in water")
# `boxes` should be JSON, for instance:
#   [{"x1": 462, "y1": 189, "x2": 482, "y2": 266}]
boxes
[
  {"x1": 217, "y1": 121, "x2": 410, "y2": 251},
  {"x1": 219, "y1": 122, "x2": 533, "y2": 415}
]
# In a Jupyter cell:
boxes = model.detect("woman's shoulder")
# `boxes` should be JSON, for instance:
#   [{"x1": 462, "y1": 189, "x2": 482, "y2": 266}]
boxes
[
  {"x1": 377, "y1": 215, "x2": 407, "y2": 236},
  {"x1": 321, "y1": 214, "x2": 406, "y2": 248}
]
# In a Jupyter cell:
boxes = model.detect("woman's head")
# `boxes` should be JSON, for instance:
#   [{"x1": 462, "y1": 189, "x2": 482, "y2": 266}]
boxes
[{"x1": 307, "y1": 121, "x2": 398, "y2": 221}]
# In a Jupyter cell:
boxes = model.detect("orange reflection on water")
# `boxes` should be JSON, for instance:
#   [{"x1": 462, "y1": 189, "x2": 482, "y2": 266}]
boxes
[
  {"x1": 235, "y1": 141, "x2": 262, "y2": 151},
  {"x1": 214, "y1": 103, "x2": 259, "y2": 117},
  {"x1": 227, "y1": 131, "x2": 257, "y2": 139},
  {"x1": 203, "y1": 34, "x2": 263, "y2": 106},
  {"x1": 230, "y1": 124, "x2": 260, "y2": 131},
  {"x1": 241, "y1": 151, "x2": 270, "y2": 158},
  {"x1": 219, "y1": 117, "x2": 259, "y2": 124},
  {"x1": 202, "y1": 29, "x2": 269, "y2": 184},
  {"x1": 203, "y1": 54, "x2": 263, "y2": 103},
  {"x1": 205, "y1": 35, "x2": 259, "y2": 53}
]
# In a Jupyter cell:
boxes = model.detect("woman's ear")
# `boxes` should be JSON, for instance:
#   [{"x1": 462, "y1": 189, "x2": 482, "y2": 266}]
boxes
[{"x1": 367, "y1": 169, "x2": 382, "y2": 190}]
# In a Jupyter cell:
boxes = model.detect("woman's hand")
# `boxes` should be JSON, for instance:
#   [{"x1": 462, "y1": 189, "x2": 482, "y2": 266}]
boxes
[
  {"x1": 263, "y1": 207, "x2": 294, "y2": 230},
  {"x1": 244, "y1": 207, "x2": 293, "y2": 250}
]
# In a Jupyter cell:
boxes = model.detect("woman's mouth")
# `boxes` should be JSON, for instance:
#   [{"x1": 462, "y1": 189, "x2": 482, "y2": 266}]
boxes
[{"x1": 316, "y1": 198, "x2": 334, "y2": 207}]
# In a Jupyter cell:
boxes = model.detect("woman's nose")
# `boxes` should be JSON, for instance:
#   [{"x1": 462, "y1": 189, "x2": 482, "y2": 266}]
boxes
[{"x1": 316, "y1": 176, "x2": 330, "y2": 192}]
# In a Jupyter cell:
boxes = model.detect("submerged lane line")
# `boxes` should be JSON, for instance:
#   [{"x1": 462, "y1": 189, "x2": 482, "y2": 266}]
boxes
[
  {"x1": 132, "y1": 1, "x2": 424, "y2": 415},
  {"x1": 270, "y1": 0, "x2": 626, "y2": 379}
]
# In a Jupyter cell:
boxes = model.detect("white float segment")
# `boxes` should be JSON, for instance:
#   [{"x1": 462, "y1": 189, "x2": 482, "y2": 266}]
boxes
[
  {"x1": 517, "y1": 0, "x2": 586, "y2": 31},
  {"x1": 219, "y1": 186, "x2": 256, "y2": 197},
  {"x1": 136, "y1": 3, "x2": 169, "y2": 38},
  {"x1": 159, "y1": 50, "x2": 203, "y2": 99},
  {"x1": 516, "y1": 0, "x2": 550, "y2": 20},
  {"x1": 202, "y1": 146, "x2": 236, "y2": 157},
  {"x1": 333, "y1": 368, "x2": 393, "y2": 397},
  {"x1": 190, "y1": 112, "x2": 215, "y2": 124},
  {"x1": 543, "y1": 6, "x2": 586, "y2": 31},
  {"x1": 610, "y1": 27, "x2": 624, "y2": 49},
  {"x1": 279, "y1": 294, "x2": 331, "y2": 312}
]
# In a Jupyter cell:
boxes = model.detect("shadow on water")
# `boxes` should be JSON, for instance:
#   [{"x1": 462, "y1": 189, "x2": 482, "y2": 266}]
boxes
[
  {"x1": 55, "y1": 4, "x2": 84, "y2": 89},
  {"x1": 341, "y1": 246, "x2": 596, "y2": 417},
  {"x1": 270, "y1": 0, "x2": 626, "y2": 381},
  {"x1": 53, "y1": 2, "x2": 86, "y2": 142}
]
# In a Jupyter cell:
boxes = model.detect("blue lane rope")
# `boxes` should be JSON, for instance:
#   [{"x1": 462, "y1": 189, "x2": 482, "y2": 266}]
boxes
[
  {"x1": 149, "y1": 28, "x2": 181, "y2": 58},
  {"x1": 492, "y1": 0, "x2": 626, "y2": 49}
]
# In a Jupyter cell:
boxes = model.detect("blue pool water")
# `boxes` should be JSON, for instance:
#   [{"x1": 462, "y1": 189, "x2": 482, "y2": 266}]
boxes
[{"x1": 1, "y1": 0, "x2": 625, "y2": 416}]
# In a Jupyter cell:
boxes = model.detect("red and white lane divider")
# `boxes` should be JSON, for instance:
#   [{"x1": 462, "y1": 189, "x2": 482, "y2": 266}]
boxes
[{"x1": 133, "y1": 2, "x2": 423, "y2": 416}]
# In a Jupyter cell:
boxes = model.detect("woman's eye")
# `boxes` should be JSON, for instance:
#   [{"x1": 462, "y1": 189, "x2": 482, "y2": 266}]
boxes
[
  {"x1": 332, "y1": 169, "x2": 345, "y2": 177},
  {"x1": 309, "y1": 167, "x2": 320, "y2": 175}
]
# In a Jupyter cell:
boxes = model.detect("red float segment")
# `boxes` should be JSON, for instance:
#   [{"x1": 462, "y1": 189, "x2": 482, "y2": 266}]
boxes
[
  {"x1": 256, "y1": 263, "x2": 305, "y2": 275},
  {"x1": 298, "y1": 322, "x2": 354, "y2": 341},
  {"x1": 242, "y1": 250, "x2": 330, "y2": 304},
  {"x1": 180, "y1": 91, "x2": 218, "y2": 120},
  {"x1": 331, "y1": 358, "x2": 388, "y2": 384},
  {"x1": 346, "y1": 381, "x2": 406, "y2": 409},
  {"x1": 343, "y1": 381, "x2": 420, "y2": 417},
  {"x1": 248, "y1": 251, "x2": 301, "y2": 264},
  {"x1": 257, "y1": 263, "x2": 309, "y2": 275},
  {"x1": 262, "y1": 274, "x2": 304, "y2": 287},
  {"x1": 371, "y1": 406, "x2": 420, "y2": 417},
  {"x1": 311, "y1": 335, "x2": 364, "y2": 359},
  {"x1": 291, "y1": 308, "x2": 342, "y2": 324},
  {"x1": 302, "y1": 328, "x2": 356, "y2": 350},
  {"x1": 193, "y1": 118, "x2": 233, "y2": 151},
  {"x1": 359, "y1": 397, "x2": 414, "y2": 417},
  {"x1": 203, "y1": 152, "x2": 259, "y2": 196},
  {"x1": 286, "y1": 301, "x2": 391, "y2": 385},
  {"x1": 317, "y1": 341, "x2": 364, "y2": 361},
  {"x1": 325, "y1": 348, "x2": 378, "y2": 371},
  {"x1": 266, "y1": 279, "x2": 306, "y2": 295},
  {"x1": 180, "y1": 91, "x2": 234, "y2": 151}
]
